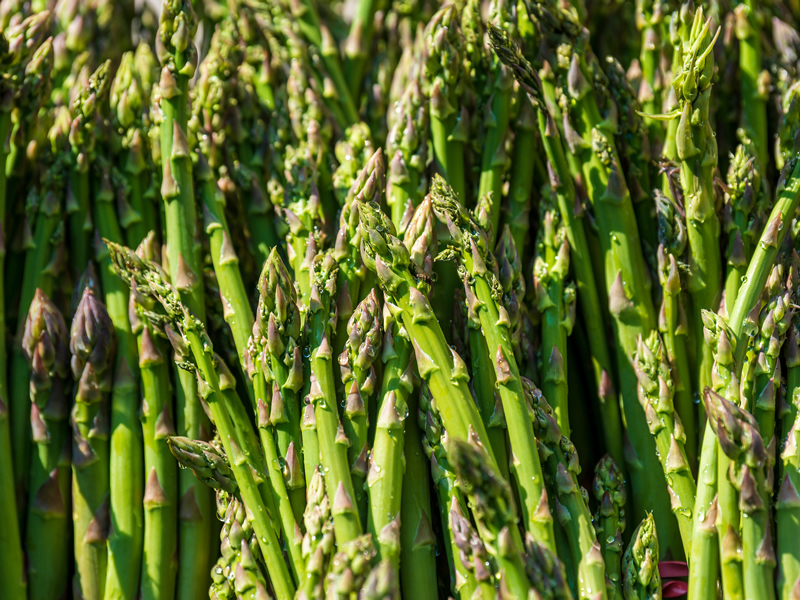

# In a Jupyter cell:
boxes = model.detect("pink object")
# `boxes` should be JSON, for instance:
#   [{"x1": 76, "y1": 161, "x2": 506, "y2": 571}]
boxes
[
  {"x1": 658, "y1": 561, "x2": 689, "y2": 578},
  {"x1": 662, "y1": 580, "x2": 689, "y2": 598}
]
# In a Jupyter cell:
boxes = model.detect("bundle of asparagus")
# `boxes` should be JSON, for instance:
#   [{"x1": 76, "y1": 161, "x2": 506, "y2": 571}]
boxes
[{"x1": 6, "y1": 0, "x2": 800, "y2": 599}]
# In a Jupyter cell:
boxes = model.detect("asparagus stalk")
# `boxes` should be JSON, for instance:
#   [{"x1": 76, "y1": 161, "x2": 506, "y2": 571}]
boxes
[
  {"x1": 1, "y1": 17, "x2": 53, "y2": 596},
  {"x1": 477, "y1": 0, "x2": 516, "y2": 241},
  {"x1": 631, "y1": 332, "x2": 697, "y2": 555},
  {"x1": 86, "y1": 60, "x2": 145, "y2": 600},
  {"x1": 306, "y1": 250, "x2": 363, "y2": 543},
  {"x1": 300, "y1": 467, "x2": 335, "y2": 599},
  {"x1": 367, "y1": 302, "x2": 414, "y2": 566},
  {"x1": 779, "y1": 328, "x2": 800, "y2": 600},
  {"x1": 23, "y1": 290, "x2": 71, "y2": 600},
  {"x1": 357, "y1": 180, "x2": 503, "y2": 464},
  {"x1": 672, "y1": 7, "x2": 722, "y2": 397},
  {"x1": 723, "y1": 144, "x2": 760, "y2": 312},
  {"x1": 156, "y1": 2, "x2": 213, "y2": 594},
  {"x1": 253, "y1": 249, "x2": 308, "y2": 534},
  {"x1": 343, "y1": 0, "x2": 378, "y2": 101},
  {"x1": 71, "y1": 286, "x2": 116, "y2": 600},
  {"x1": 129, "y1": 235, "x2": 176, "y2": 600},
  {"x1": 524, "y1": 378, "x2": 608, "y2": 600},
  {"x1": 386, "y1": 78, "x2": 428, "y2": 229},
  {"x1": 209, "y1": 493, "x2": 270, "y2": 600},
  {"x1": 654, "y1": 191, "x2": 696, "y2": 464},
  {"x1": 592, "y1": 455, "x2": 626, "y2": 599},
  {"x1": 736, "y1": 1, "x2": 768, "y2": 170},
  {"x1": 419, "y1": 383, "x2": 486, "y2": 598},
  {"x1": 8, "y1": 26, "x2": 57, "y2": 518},
  {"x1": 635, "y1": 0, "x2": 667, "y2": 154},
  {"x1": 430, "y1": 176, "x2": 556, "y2": 550},
  {"x1": 398, "y1": 380, "x2": 437, "y2": 600},
  {"x1": 705, "y1": 389, "x2": 776, "y2": 600},
  {"x1": 106, "y1": 241, "x2": 296, "y2": 600},
  {"x1": 340, "y1": 290, "x2": 382, "y2": 522},
  {"x1": 699, "y1": 310, "x2": 742, "y2": 600},
  {"x1": 450, "y1": 438, "x2": 532, "y2": 599},
  {"x1": 488, "y1": 26, "x2": 625, "y2": 467},
  {"x1": 533, "y1": 187, "x2": 576, "y2": 435},
  {"x1": 622, "y1": 514, "x2": 661, "y2": 600}
]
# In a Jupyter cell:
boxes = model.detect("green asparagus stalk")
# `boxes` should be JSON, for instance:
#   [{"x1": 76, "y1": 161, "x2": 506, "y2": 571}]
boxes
[
  {"x1": 71, "y1": 286, "x2": 116, "y2": 600},
  {"x1": 736, "y1": 1, "x2": 768, "y2": 170},
  {"x1": 622, "y1": 514, "x2": 661, "y2": 600},
  {"x1": 343, "y1": 0, "x2": 378, "y2": 101},
  {"x1": 450, "y1": 438, "x2": 532, "y2": 599},
  {"x1": 524, "y1": 378, "x2": 608, "y2": 600},
  {"x1": 398, "y1": 383, "x2": 437, "y2": 600},
  {"x1": 129, "y1": 235, "x2": 176, "y2": 600},
  {"x1": 306, "y1": 250, "x2": 363, "y2": 543},
  {"x1": 386, "y1": 78, "x2": 428, "y2": 229},
  {"x1": 488, "y1": 25, "x2": 625, "y2": 467},
  {"x1": 357, "y1": 187, "x2": 503, "y2": 476},
  {"x1": 300, "y1": 467, "x2": 335, "y2": 599},
  {"x1": 671, "y1": 7, "x2": 722, "y2": 397},
  {"x1": 8, "y1": 28, "x2": 58, "y2": 517},
  {"x1": 324, "y1": 534, "x2": 378, "y2": 597},
  {"x1": 723, "y1": 144, "x2": 760, "y2": 312},
  {"x1": 654, "y1": 191, "x2": 696, "y2": 464},
  {"x1": 1, "y1": 16, "x2": 54, "y2": 596},
  {"x1": 85, "y1": 60, "x2": 145, "y2": 600},
  {"x1": 167, "y1": 436, "x2": 237, "y2": 496},
  {"x1": 699, "y1": 310, "x2": 742, "y2": 600},
  {"x1": 533, "y1": 187, "x2": 576, "y2": 435},
  {"x1": 631, "y1": 332, "x2": 696, "y2": 555},
  {"x1": 505, "y1": 93, "x2": 537, "y2": 259},
  {"x1": 340, "y1": 290, "x2": 382, "y2": 521},
  {"x1": 106, "y1": 241, "x2": 296, "y2": 600},
  {"x1": 23, "y1": 290, "x2": 71, "y2": 600},
  {"x1": 635, "y1": 0, "x2": 667, "y2": 154},
  {"x1": 592, "y1": 455, "x2": 626, "y2": 599},
  {"x1": 156, "y1": 1, "x2": 213, "y2": 594},
  {"x1": 367, "y1": 302, "x2": 414, "y2": 566},
  {"x1": 477, "y1": 0, "x2": 515, "y2": 242},
  {"x1": 605, "y1": 56, "x2": 657, "y2": 253},
  {"x1": 705, "y1": 388, "x2": 776, "y2": 600},
  {"x1": 209, "y1": 493, "x2": 270, "y2": 600},
  {"x1": 431, "y1": 176, "x2": 556, "y2": 550},
  {"x1": 252, "y1": 249, "x2": 308, "y2": 534}
]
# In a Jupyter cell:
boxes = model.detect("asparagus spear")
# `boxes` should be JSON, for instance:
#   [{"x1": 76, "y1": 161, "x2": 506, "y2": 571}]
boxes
[
  {"x1": 367, "y1": 302, "x2": 414, "y2": 566},
  {"x1": 488, "y1": 25, "x2": 625, "y2": 467},
  {"x1": 130, "y1": 235, "x2": 177, "y2": 600},
  {"x1": 209, "y1": 493, "x2": 270, "y2": 600},
  {"x1": 671, "y1": 6, "x2": 722, "y2": 397},
  {"x1": 71, "y1": 285, "x2": 116, "y2": 600},
  {"x1": 343, "y1": 0, "x2": 378, "y2": 101},
  {"x1": 398, "y1": 373, "x2": 437, "y2": 600},
  {"x1": 301, "y1": 467, "x2": 335, "y2": 599},
  {"x1": 533, "y1": 186, "x2": 576, "y2": 435},
  {"x1": 654, "y1": 190, "x2": 696, "y2": 464},
  {"x1": 635, "y1": 0, "x2": 667, "y2": 155},
  {"x1": 705, "y1": 389, "x2": 776, "y2": 600},
  {"x1": 156, "y1": 1, "x2": 213, "y2": 594},
  {"x1": 736, "y1": 1, "x2": 768, "y2": 170},
  {"x1": 524, "y1": 378, "x2": 608, "y2": 600},
  {"x1": 86, "y1": 60, "x2": 146, "y2": 600},
  {"x1": 106, "y1": 241, "x2": 297, "y2": 600},
  {"x1": 358, "y1": 181, "x2": 503, "y2": 474},
  {"x1": 252, "y1": 249, "x2": 308, "y2": 535},
  {"x1": 779, "y1": 322, "x2": 800, "y2": 600},
  {"x1": 631, "y1": 332, "x2": 696, "y2": 555},
  {"x1": 430, "y1": 176, "x2": 555, "y2": 550},
  {"x1": 306, "y1": 250, "x2": 363, "y2": 543},
  {"x1": 622, "y1": 514, "x2": 661, "y2": 600},
  {"x1": 1, "y1": 17, "x2": 53, "y2": 596},
  {"x1": 419, "y1": 383, "x2": 489, "y2": 598},
  {"x1": 8, "y1": 22, "x2": 57, "y2": 520},
  {"x1": 450, "y1": 438, "x2": 532, "y2": 599},
  {"x1": 23, "y1": 290, "x2": 71, "y2": 600},
  {"x1": 592, "y1": 455, "x2": 626, "y2": 599},
  {"x1": 341, "y1": 290, "x2": 382, "y2": 521},
  {"x1": 386, "y1": 78, "x2": 428, "y2": 229},
  {"x1": 167, "y1": 436, "x2": 237, "y2": 496}
]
